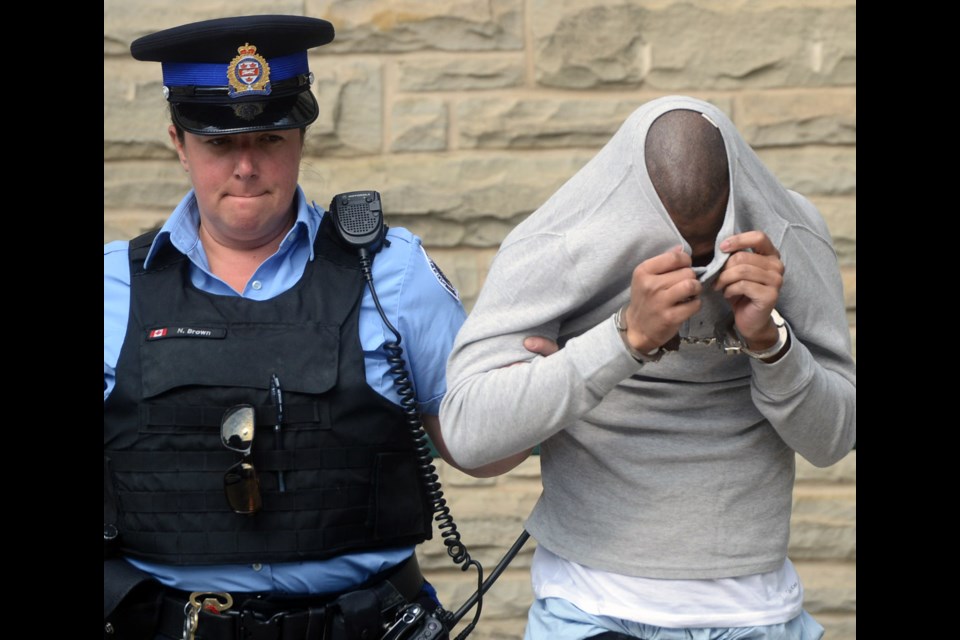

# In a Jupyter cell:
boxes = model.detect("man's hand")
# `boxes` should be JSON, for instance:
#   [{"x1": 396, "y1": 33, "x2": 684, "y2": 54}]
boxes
[
  {"x1": 622, "y1": 245, "x2": 702, "y2": 353},
  {"x1": 715, "y1": 231, "x2": 785, "y2": 351}
]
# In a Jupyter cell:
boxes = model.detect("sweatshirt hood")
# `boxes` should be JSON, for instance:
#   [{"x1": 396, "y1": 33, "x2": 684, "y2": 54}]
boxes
[{"x1": 505, "y1": 95, "x2": 803, "y2": 286}]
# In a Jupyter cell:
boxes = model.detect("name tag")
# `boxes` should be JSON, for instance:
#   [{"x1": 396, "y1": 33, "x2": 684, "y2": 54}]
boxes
[{"x1": 146, "y1": 326, "x2": 227, "y2": 340}]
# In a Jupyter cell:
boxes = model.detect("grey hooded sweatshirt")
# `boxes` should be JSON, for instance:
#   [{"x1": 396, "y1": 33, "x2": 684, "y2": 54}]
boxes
[{"x1": 439, "y1": 95, "x2": 855, "y2": 579}]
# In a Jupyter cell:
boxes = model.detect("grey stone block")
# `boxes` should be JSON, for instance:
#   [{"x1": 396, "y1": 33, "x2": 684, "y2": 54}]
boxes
[
  {"x1": 531, "y1": 0, "x2": 856, "y2": 90},
  {"x1": 307, "y1": 0, "x2": 523, "y2": 52}
]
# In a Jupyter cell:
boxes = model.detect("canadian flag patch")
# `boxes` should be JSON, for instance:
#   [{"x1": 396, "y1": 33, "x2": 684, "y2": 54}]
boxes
[{"x1": 148, "y1": 328, "x2": 168, "y2": 339}]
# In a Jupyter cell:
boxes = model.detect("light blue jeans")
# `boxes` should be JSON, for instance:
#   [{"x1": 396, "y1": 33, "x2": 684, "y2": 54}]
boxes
[{"x1": 524, "y1": 597, "x2": 825, "y2": 640}]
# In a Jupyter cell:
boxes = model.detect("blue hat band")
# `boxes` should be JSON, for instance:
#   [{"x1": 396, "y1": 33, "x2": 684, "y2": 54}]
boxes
[{"x1": 161, "y1": 51, "x2": 308, "y2": 89}]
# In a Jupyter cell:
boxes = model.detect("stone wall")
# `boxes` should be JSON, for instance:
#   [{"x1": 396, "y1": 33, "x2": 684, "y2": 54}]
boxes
[{"x1": 104, "y1": 1, "x2": 856, "y2": 638}]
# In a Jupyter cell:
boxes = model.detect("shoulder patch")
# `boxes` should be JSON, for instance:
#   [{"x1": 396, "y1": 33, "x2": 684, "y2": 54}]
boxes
[{"x1": 420, "y1": 246, "x2": 459, "y2": 302}]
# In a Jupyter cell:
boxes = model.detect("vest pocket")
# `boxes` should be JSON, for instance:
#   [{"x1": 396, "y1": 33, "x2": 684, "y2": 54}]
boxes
[{"x1": 140, "y1": 322, "x2": 340, "y2": 399}]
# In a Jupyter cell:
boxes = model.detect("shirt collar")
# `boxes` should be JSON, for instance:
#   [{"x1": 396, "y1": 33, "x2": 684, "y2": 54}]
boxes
[{"x1": 143, "y1": 186, "x2": 319, "y2": 269}]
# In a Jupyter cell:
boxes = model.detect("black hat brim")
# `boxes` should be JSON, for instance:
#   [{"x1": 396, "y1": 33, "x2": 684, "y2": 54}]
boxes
[{"x1": 171, "y1": 91, "x2": 319, "y2": 136}]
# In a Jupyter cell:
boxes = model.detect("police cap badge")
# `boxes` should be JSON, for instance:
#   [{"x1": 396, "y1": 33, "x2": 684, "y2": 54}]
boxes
[{"x1": 130, "y1": 15, "x2": 334, "y2": 135}]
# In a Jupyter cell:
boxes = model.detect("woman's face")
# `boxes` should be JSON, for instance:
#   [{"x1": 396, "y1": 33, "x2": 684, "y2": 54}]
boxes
[{"x1": 170, "y1": 127, "x2": 302, "y2": 249}]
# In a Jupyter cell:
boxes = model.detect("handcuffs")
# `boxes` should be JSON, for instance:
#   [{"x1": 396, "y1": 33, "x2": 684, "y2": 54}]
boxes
[{"x1": 614, "y1": 305, "x2": 789, "y2": 363}]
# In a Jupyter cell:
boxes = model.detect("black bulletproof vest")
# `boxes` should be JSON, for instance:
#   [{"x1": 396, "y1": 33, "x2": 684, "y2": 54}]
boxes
[{"x1": 103, "y1": 220, "x2": 432, "y2": 565}]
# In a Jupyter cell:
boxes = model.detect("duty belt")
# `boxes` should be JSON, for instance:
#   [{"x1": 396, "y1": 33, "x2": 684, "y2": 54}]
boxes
[{"x1": 155, "y1": 554, "x2": 425, "y2": 640}]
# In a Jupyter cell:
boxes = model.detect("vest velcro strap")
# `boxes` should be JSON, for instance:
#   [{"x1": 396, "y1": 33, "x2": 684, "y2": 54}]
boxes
[
  {"x1": 120, "y1": 485, "x2": 371, "y2": 513},
  {"x1": 107, "y1": 450, "x2": 234, "y2": 471},
  {"x1": 107, "y1": 447, "x2": 384, "y2": 472},
  {"x1": 141, "y1": 404, "x2": 225, "y2": 430},
  {"x1": 260, "y1": 447, "x2": 375, "y2": 471},
  {"x1": 141, "y1": 403, "x2": 326, "y2": 430}
]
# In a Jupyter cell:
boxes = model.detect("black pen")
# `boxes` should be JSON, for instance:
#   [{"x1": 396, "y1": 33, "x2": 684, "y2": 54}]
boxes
[{"x1": 270, "y1": 374, "x2": 286, "y2": 492}]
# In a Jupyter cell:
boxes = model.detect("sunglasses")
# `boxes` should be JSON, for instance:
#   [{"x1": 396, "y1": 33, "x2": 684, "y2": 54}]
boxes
[{"x1": 221, "y1": 404, "x2": 262, "y2": 515}]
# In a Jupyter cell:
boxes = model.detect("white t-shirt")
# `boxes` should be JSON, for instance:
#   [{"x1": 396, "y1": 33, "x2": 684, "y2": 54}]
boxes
[{"x1": 531, "y1": 545, "x2": 804, "y2": 628}]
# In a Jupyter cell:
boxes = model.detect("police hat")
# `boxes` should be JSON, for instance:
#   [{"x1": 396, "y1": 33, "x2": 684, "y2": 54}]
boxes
[{"x1": 131, "y1": 15, "x2": 335, "y2": 135}]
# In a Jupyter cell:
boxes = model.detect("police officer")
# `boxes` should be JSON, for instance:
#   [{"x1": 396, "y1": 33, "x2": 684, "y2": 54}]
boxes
[{"x1": 104, "y1": 15, "x2": 471, "y2": 639}]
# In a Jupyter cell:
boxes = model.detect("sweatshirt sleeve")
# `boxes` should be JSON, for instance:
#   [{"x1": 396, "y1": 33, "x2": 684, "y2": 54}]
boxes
[
  {"x1": 439, "y1": 233, "x2": 641, "y2": 470},
  {"x1": 748, "y1": 222, "x2": 856, "y2": 467}
]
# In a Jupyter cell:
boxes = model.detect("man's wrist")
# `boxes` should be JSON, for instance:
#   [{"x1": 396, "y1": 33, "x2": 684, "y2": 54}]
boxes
[
  {"x1": 739, "y1": 310, "x2": 789, "y2": 362},
  {"x1": 613, "y1": 306, "x2": 666, "y2": 363},
  {"x1": 741, "y1": 322, "x2": 780, "y2": 353}
]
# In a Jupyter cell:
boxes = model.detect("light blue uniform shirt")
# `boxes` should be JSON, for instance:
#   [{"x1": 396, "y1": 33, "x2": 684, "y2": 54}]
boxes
[{"x1": 104, "y1": 188, "x2": 466, "y2": 594}]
